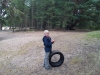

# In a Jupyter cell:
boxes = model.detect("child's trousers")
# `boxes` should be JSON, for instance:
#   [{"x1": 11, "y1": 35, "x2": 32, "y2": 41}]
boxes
[{"x1": 44, "y1": 52, "x2": 50, "y2": 69}]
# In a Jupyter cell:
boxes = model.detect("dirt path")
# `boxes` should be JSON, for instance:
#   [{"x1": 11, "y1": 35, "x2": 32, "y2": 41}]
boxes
[{"x1": 0, "y1": 31, "x2": 100, "y2": 75}]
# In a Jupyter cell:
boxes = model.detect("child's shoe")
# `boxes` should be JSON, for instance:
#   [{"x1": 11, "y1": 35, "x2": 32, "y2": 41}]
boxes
[{"x1": 45, "y1": 67, "x2": 52, "y2": 70}]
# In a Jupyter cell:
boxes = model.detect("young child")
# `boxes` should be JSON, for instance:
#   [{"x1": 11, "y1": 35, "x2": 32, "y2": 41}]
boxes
[{"x1": 42, "y1": 30, "x2": 54, "y2": 70}]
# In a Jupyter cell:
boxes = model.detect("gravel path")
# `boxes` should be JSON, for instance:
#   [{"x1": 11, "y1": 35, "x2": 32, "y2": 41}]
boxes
[{"x1": 0, "y1": 31, "x2": 100, "y2": 75}]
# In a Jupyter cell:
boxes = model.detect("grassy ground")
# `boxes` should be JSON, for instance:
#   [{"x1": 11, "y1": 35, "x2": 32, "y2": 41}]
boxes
[
  {"x1": 86, "y1": 30, "x2": 100, "y2": 39},
  {"x1": 0, "y1": 30, "x2": 100, "y2": 75},
  {"x1": 71, "y1": 30, "x2": 100, "y2": 75}
]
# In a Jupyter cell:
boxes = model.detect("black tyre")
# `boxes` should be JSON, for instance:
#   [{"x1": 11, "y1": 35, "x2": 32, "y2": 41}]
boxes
[{"x1": 49, "y1": 50, "x2": 64, "y2": 67}]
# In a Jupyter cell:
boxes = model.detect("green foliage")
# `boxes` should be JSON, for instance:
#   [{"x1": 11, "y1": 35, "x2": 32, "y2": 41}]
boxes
[
  {"x1": 74, "y1": 0, "x2": 100, "y2": 30},
  {"x1": 0, "y1": 0, "x2": 100, "y2": 30}
]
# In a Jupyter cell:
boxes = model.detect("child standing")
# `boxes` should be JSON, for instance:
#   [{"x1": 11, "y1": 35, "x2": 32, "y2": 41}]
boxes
[{"x1": 42, "y1": 30, "x2": 54, "y2": 70}]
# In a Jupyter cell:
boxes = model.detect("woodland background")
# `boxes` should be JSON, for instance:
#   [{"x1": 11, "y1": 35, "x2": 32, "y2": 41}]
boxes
[{"x1": 0, "y1": 0, "x2": 100, "y2": 32}]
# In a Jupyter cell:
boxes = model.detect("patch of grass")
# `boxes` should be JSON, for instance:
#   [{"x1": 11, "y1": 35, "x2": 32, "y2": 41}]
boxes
[
  {"x1": 70, "y1": 56, "x2": 83, "y2": 64},
  {"x1": 86, "y1": 31, "x2": 100, "y2": 39},
  {"x1": 69, "y1": 52, "x2": 100, "y2": 75},
  {"x1": 16, "y1": 41, "x2": 36, "y2": 55},
  {"x1": 0, "y1": 51, "x2": 13, "y2": 57}
]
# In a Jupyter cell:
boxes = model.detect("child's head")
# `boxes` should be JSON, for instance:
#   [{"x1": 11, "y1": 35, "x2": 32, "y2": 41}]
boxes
[{"x1": 44, "y1": 30, "x2": 49, "y2": 37}]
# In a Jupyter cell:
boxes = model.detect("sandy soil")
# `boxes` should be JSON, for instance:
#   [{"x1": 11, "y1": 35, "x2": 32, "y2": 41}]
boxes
[{"x1": 0, "y1": 30, "x2": 100, "y2": 75}]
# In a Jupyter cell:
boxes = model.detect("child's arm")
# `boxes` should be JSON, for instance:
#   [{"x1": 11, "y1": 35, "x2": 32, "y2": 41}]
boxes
[{"x1": 44, "y1": 38, "x2": 53, "y2": 47}]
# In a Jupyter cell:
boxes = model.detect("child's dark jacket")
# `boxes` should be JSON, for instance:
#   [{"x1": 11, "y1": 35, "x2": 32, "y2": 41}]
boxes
[{"x1": 43, "y1": 36, "x2": 53, "y2": 53}]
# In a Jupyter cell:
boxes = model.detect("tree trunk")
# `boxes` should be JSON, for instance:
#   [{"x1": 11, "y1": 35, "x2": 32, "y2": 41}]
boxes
[
  {"x1": 66, "y1": 20, "x2": 79, "y2": 30},
  {"x1": 31, "y1": 1, "x2": 34, "y2": 30},
  {"x1": 43, "y1": 20, "x2": 46, "y2": 30},
  {"x1": 65, "y1": 0, "x2": 79, "y2": 30},
  {"x1": 40, "y1": 18, "x2": 43, "y2": 30},
  {"x1": 25, "y1": 16, "x2": 27, "y2": 31},
  {"x1": 47, "y1": 20, "x2": 50, "y2": 29},
  {"x1": 0, "y1": 24, "x2": 2, "y2": 30},
  {"x1": 60, "y1": 20, "x2": 63, "y2": 28},
  {"x1": 36, "y1": 18, "x2": 38, "y2": 30},
  {"x1": 12, "y1": 24, "x2": 15, "y2": 32}
]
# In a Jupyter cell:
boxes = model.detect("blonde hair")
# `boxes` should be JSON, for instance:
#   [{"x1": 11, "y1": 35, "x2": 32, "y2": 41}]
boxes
[{"x1": 44, "y1": 30, "x2": 49, "y2": 33}]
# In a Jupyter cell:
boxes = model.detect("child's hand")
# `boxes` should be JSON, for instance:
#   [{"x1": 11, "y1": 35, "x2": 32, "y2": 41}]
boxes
[{"x1": 51, "y1": 40, "x2": 55, "y2": 43}]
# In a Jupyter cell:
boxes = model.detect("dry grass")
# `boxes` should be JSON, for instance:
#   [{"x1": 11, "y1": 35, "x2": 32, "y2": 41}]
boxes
[{"x1": 0, "y1": 31, "x2": 100, "y2": 75}]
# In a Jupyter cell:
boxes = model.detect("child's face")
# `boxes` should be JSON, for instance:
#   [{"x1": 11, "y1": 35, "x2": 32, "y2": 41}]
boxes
[{"x1": 45, "y1": 32, "x2": 49, "y2": 37}]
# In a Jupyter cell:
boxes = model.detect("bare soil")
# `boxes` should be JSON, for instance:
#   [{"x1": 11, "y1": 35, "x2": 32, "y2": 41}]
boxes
[{"x1": 0, "y1": 30, "x2": 100, "y2": 75}]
